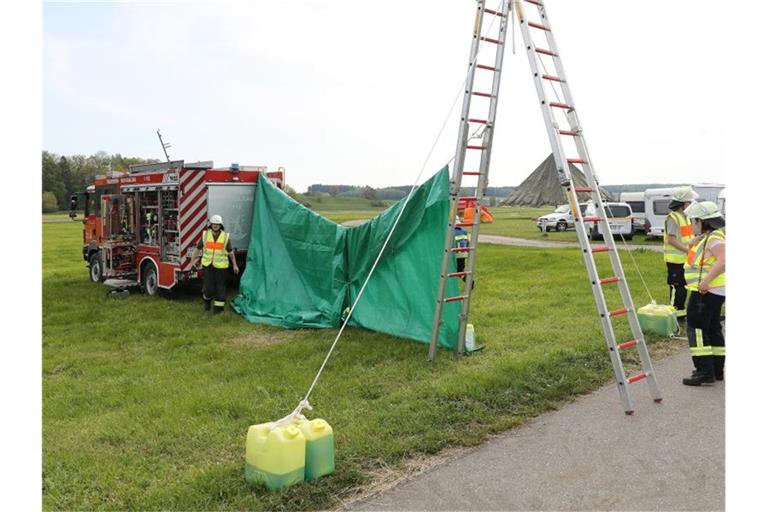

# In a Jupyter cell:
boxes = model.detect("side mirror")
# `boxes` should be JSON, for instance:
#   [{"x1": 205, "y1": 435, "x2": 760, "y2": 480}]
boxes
[{"x1": 68, "y1": 195, "x2": 78, "y2": 219}]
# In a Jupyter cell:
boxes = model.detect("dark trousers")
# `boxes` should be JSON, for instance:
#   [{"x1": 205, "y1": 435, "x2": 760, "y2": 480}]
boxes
[
  {"x1": 686, "y1": 291, "x2": 725, "y2": 376},
  {"x1": 202, "y1": 265, "x2": 229, "y2": 311},
  {"x1": 667, "y1": 262, "x2": 687, "y2": 318}
]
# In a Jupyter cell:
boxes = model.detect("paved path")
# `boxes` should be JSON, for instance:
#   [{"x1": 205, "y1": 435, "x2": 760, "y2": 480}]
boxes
[
  {"x1": 478, "y1": 234, "x2": 664, "y2": 252},
  {"x1": 350, "y1": 348, "x2": 723, "y2": 511}
]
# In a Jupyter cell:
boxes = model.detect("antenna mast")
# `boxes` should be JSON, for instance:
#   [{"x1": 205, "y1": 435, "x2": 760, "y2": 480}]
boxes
[{"x1": 156, "y1": 129, "x2": 172, "y2": 163}]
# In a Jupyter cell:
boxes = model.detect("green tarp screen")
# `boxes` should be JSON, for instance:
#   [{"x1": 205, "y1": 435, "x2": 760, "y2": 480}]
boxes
[{"x1": 231, "y1": 167, "x2": 461, "y2": 349}]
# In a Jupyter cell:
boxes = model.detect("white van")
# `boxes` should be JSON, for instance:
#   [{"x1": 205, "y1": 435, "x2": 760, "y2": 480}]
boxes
[
  {"x1": 618, "y1": 191, "x2": 647, "y2": 234},
  {"x1": 583, "y1": 201, "x2": 634, "y2": 240},
  {"x1": 644, "y1": 184, "x2": 725, "y2": 237}
]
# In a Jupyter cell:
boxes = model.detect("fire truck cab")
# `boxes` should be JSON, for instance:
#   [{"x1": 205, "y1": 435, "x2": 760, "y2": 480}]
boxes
[{"x1": 74, "y1": 160, "x2": 284, "y2": 295}]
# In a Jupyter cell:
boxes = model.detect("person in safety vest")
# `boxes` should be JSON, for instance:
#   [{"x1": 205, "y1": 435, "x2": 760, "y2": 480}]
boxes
[
  {"x1": 454, "y1": 216, "x2": 469, "y2": 279},
  {"x1": 189, "y1": 214, "x2": 240, "y2": 314},
  {"x1": 681, "y1": 201, "x2": 725, "y2": 386},
  {"x1": 663, "y1": 186, "x2": 700, "y2": 322}
]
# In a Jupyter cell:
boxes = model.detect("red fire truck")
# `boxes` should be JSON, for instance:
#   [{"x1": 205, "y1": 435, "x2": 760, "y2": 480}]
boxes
[{"x1": 71, "y1": 160, "x2": 284, "y2": 295}]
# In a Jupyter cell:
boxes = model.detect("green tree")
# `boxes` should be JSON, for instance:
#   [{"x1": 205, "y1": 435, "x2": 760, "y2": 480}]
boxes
[
  {"x1": 42, "y1": 191, "x2": 58, "y2": 213},
  {"x1": 361, "y1": 186, "x2": 377, "y2": 200},
  {"x1": 42, "y1": 151, "x2": 65, "y2": 206}
]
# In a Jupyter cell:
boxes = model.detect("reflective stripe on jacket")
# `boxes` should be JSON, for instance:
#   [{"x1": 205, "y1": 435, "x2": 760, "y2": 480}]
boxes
[
  {"x1": 684, "y1": 228, "x2": 725, "y2": 292},
  {"x1": 663, "y1": 211, "x2": 694, "y2": 263},
  {"x1": 454, "y1": 230, "x2": 469, "y2": 259},
  {"x1": 201, "y1": 229, "x2": 230, "y2": 269}
]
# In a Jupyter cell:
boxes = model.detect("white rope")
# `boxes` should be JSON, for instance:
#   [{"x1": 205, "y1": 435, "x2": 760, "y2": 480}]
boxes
[
  {"x1": 610, "y1": 213, "x2": 656, "y2": 304},
  {"x1": 288, "y1": 1, "x2": 507, "y2": 417}
]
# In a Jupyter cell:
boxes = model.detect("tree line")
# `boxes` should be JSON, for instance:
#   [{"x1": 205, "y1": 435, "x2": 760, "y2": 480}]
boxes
[{"x1": 42, "y1": 151, "x2": 158, "y2": 212}]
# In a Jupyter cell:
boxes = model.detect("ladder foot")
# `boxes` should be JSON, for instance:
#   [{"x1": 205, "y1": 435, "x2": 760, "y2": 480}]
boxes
[
  {"x1": 654, "y1": 398, "x2": 663, "y2": 403},
  {"x1": 625, "y1": 410, "x2": 634, "y2": 416}
]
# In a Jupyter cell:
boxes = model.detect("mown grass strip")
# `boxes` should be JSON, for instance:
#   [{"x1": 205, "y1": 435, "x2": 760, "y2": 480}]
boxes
[{"x1": 43, "y1": 216, "x2": 673, "y2": 510}]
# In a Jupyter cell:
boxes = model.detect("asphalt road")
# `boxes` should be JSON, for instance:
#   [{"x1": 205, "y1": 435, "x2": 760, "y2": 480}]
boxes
[{"x1": 349, "y1": 348, "x2": 724, "y2": 511}]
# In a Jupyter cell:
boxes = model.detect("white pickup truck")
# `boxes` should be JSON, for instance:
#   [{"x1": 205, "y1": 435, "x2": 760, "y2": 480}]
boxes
[{"x1": 536, "y1": 203, "x2": 588, "y2": 232}]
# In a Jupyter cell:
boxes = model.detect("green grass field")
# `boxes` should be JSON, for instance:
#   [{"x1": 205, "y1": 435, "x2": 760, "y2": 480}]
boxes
[{"x1": 43, "y1": 211, "x2": 677, "y2": 510}]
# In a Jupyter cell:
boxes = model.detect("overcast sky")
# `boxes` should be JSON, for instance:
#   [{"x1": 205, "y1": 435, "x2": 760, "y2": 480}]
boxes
[{"x1": 43, "y1": 1, "x2": 725, "y2": 193}]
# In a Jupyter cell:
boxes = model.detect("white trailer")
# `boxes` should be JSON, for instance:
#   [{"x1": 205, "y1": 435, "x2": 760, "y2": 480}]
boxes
[
  {"x1": 618, "y1": 191, "x2": 647, "y2": 234},
  {"x1": 644, "y1": 183, "x2": 725, "y2": 237}
]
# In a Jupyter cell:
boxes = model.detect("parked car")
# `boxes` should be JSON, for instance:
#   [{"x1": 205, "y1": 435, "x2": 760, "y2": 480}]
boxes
[
  {"x1": 583, "y1": 201, "x2": 634, "y2": 241},
  {"x1": 536, "y1": 203, "x2": 587, "y2": 232},
  {"x1": 618, "y1": 191, "x2": 647, "y2": 234}
]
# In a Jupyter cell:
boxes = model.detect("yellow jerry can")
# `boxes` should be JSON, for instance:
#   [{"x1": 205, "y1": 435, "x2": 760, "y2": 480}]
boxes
[
  {"x1": 245, "y1": 423, "x2": 306, "y2": 490},
  {"x1": 294, "y1": 418, "x2": 335, "y2": 481}
]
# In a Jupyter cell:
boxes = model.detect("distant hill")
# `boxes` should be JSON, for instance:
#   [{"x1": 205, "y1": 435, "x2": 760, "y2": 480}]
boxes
[
  {"x1": 306, "y1": 183, "x2": 688, "y2": 200},
  {"x1": 306, "y1": 184, "x2": 515, "y2": 199},
  {"x1": 601, "y1": 184, "x2": 684, "y2": 194}
]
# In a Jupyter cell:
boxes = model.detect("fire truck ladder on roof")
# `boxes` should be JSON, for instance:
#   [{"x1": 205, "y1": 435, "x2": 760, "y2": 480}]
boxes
[
  {"x1": 428, "y1": 0, "x2": 512, "y2": 362},
  {"x1": 429, "y1": 0, "x2": 662, "y2": 415}
]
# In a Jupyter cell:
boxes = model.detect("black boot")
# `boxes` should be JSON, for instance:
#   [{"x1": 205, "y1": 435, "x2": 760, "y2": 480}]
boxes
[
  {"x1": 682, "y1": 370, "x2": 715, "y2": 386},
  {"x1": 213, "y1": 305, "x2": 224, "y2": 315},
  {"x1": 203, "y1": 299, "x2": 212, "y2": 311}
]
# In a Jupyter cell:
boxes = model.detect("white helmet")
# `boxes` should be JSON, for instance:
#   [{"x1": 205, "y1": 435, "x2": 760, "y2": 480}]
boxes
[
  {"x1": 671, "y1": 186, "x2": 699, "y2": 203},
  {"x1": 684, "y1": 201, "x2": 722, "y2": 220},
  {"x1": 209, "y1": 214, "x2": 223, "y2": 225}
]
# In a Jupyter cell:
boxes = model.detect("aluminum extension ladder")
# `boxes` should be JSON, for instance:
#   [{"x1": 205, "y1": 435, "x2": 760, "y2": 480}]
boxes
[
  {"x1": 428, "y1": 0, "x2": 513, "y2": 362},
  {"x1": 429, "y1": 0, "x2": 662, "y2": 415},
  {"x1": 512, "y1": 0, "x2": 662, "y2": 414}
]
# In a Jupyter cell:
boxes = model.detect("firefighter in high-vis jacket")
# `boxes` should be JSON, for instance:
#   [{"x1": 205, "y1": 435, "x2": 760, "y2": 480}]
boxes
[
  {"x1": 190, "y1": 214, "x2": 240, "y2": 314},
  {"x1": 681, "y1": 201, "x2": 725, "y2": 386},
  {"x1": 663, "y1": 187, "x2": 699, "y2": 321}
]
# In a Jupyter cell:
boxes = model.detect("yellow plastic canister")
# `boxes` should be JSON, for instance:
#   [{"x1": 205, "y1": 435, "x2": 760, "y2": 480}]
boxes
[
  {"x1": 294, "y1": 418, "x2": 335, "y2": 481},
  {"x1": 245, "y1": 423, "x2": 306, "y2": 490}
]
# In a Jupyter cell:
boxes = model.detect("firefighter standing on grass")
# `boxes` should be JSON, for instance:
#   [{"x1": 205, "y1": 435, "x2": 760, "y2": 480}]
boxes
[
  {"x1": 190, "y1": 214, "x2": 239, "y2": 314},
  {"x1": 681, "y1": 201, "x2": 725, "y2": 386},
  {"x1": 663, "y1": 187, "x2": 699, "y2": 322}
]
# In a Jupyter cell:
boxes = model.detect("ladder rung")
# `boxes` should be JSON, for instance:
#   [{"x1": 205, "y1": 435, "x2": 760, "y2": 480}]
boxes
[
  {"x1": 609, "y1": 307, "x2": 629, "y2": 317},
  {"x1": 451, "y1": 246, "x2": 474, "y2": 253},
  {"x1": 583, "y1": 216, "x2": 601, "y2": 222},
  {"x1": 567, "y1": 158, "x2": 587, "y2": 164},
  {"x1": 466, "y1": 145, "x2": 486, "y2": 150},
  {"x1": 455, "y1": 222, "x2": 474, "y2": 228},
  {"x1": 542, "y1": 74, "x2": 564, "y2": 82},
  {"x1": 468, "y1": 118, "x2": 489, "y2": 124},
  {"x1": 535, "y1": 47, "x2": 557, "y2": 57},
  {"x1": 550, "y1": 102, "x2": 572, "y2": 109},
  {"x1": 591, "y1": 246, "x2": 610, "y2": 253},
  {"x1": 574, "y1": 187, "x2": 593, "y2": 193},
  {"x1": 559, "y1": 129, "x2": 579, "y2": 136},
  {"x1": 480, "y1": 36, "x2": 502, "y2": 45},
  {"x1": 447, "y1": 271, "x2": 472, "y2": 278},
  {"x1": 627, "y1": 372, "x2": 648, "y2": 384},
  {"x1": 444, "y1": 295, "x2": 468, "y2": 303},
  {"x1": 484, "y1": 8, "x2": 504, "y2": 17},
  {"x1": 463, "y1": 171, "x2": 482, "y2": 176},
  {"x1": 476, "y1": 64, "x2": 497, "y2": 72},
  {"x1": 528, "y1": 21, "x2": 550, "y2": 31},
  {"x1": 524, "y1": 0, "x2": 543, "y2": 5},
  {"x1": 618, "y1": 339, "x2": 638, "y2": 350},
  {"x1": 600, "y1": 276, "x2": 621, "y2": 285},
  {"x1": 472, "y1": 91, "x2": 495, "y2": 98},
  {"x1": 459, "y1": 196, "x2": 478, "y2": 201}
]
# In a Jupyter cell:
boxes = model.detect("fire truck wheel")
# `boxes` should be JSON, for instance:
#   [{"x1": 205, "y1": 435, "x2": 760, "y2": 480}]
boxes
[
  {"x1": 89, "y1": 252, "x2": 103, "y2": 283},
  {"x1": 141, "y1": 263, "x2": 159, "y2": 296}
]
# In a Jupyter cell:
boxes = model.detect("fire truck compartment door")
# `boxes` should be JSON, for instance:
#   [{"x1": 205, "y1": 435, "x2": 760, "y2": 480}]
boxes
[{"x1": 206, "y1": 183, "x2": 257, "y2": 251}]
